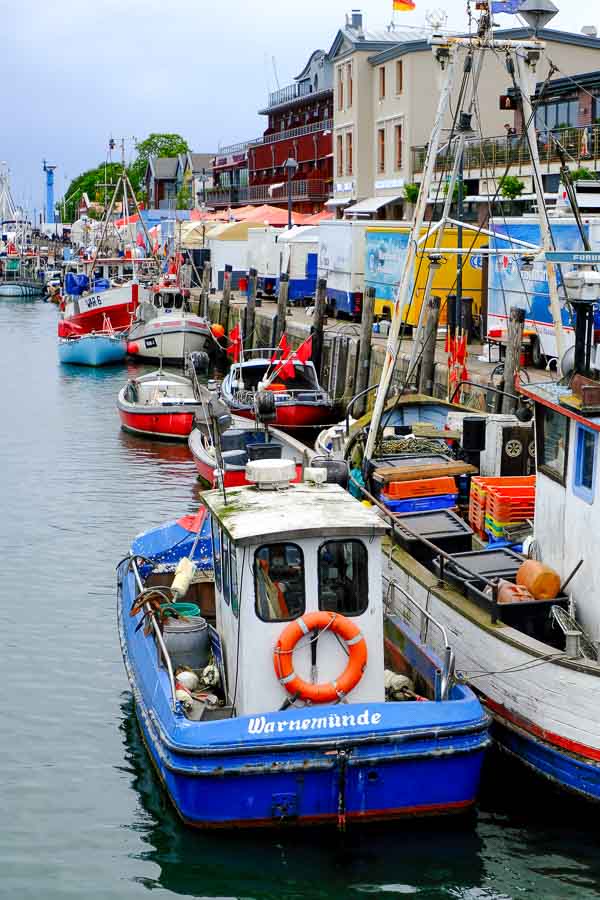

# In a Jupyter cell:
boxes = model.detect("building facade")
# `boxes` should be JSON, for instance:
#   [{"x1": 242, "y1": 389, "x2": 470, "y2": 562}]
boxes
[
  {"x1": 247, "y1": 50, "x2": 334, "y2": 214},
  {"x1": 330, "y1": 19, "x2": 600, "y2": 218}
]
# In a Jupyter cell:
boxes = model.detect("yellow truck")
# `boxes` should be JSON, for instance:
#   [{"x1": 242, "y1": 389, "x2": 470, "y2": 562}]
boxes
[{"x1": 365, "y1": 225, "x2": 487, "y2": 326}]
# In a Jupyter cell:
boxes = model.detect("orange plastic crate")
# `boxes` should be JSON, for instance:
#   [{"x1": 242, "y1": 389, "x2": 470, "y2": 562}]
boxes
[{"x1": 384, "y1": 476, "x2": 458, "y2": 500}]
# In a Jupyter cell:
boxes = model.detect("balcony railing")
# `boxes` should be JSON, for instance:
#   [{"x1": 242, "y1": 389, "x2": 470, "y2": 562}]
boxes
[
  {"x1": 249, "y1": 119, "x2": 333, "y2": 148},
  {"x1": 216, "y1": 139, "x2": 260, "y2": 156},
  {"x1": 268, "y1": 81, "x2": 313, "y2": 109},
  {"x1": 206, "y1": 180, "x2": 331, "y2": 208},
  {"x1": 411, "y1": 123, "x2": 600, "y2": 177}
]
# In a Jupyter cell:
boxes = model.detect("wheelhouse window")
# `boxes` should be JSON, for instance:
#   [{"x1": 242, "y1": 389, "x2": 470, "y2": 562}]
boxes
[
  {"x1": 230, "y1": 544, "x2": 239, "y2": 618},
  {"x1": 536, "y1": 405, "x2": 569, "y2": 484},
  {"x1": 222, "y1": 531, "x2": 231, "y2": 606},
  {"x1": 318, "y1": 540, "x2": 368, "y2": 617},
  {"x1": 211, "y1": 517, "x2": 222, "y2": 593},
  {"x1": 255, "y1": 543, "x2": 305, "y2": 622},
  {"x1": 573, "y1": 424, "x2": 597, "y2": 504}
]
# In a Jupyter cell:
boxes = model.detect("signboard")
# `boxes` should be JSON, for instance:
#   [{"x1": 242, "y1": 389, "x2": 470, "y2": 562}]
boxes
[{"x1": 546, "y1": 251, "x2": 600, "y2": 265}]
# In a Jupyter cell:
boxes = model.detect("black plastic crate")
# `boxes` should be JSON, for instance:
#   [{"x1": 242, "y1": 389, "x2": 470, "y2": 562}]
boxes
[
  {"x1": 394, "y1": 509, "x2": 474, "y2": 569},
  {"x1": 433, "y1": 547, "x2": 525, "y2": 592},
  {"x1": 246, "y1": 443, "x2": 283, "y2": 461}
]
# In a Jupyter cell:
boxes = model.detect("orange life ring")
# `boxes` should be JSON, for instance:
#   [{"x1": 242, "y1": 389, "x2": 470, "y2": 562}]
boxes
[{"x1": 274, "y1": 611, "x2": 367, "y2": 704}]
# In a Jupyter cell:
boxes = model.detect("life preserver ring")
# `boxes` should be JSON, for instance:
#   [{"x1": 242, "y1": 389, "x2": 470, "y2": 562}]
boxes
[{"x1": 274, "y1": 611, "x2": 367, "y2": 704}]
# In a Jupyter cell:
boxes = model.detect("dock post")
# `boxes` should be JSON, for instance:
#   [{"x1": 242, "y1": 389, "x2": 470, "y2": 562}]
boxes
[
  {"x1": 417, "y1": 294, "x2": 442, "y2": 396},
  {"x1": 201, "y1": 261, "x2": 211, "y2": 319},
  {"x1": 354, "y1": 286, "x2": 375, "y2": 417},
  {"x1": 220, "y1": 264, "x2": 232, "y2": 333},
  {"x1": 312, "y1": 277, "x2": 327, "y2": 379},
  {"x1": 246, "y1": 267, "x2": 258, "y2": 349},
  {"x1": 275, "y1": 273, "x2": 289, "y2": 346},
  {"x1": 501, "y1": 306, "x2": 525, "y2": 414}
]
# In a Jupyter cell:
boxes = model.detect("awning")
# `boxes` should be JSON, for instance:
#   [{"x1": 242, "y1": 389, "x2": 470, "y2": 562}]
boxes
[
  {"x1": 325, "y1": 198, "x2": 351, "y2": 208},
  {"x1": 344, "y1": 195, "x2": 404, "y2": 216}
]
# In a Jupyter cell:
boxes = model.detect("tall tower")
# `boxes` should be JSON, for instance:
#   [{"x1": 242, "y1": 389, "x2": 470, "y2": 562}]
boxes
[{"x1": 43, "y1": 160, "x2": 57, "y2": 224}]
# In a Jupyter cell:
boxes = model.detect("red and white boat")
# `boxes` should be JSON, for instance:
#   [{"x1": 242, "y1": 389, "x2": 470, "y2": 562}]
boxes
[
  {"x1": 220, "y1": 347, "x2": 337, "y2": 432},
  {"x1": 117, "y1": 370, "x2": 202, "y2": 440},
  {"x1": 126, "y1": 285, "x2": 212, "y2": 364},
  {"x1": 61, "y1": 258, "x2": 153, "y2": 333},
  {"x1": 188, "y1": 414, "x2": 314, "y2": 488}
]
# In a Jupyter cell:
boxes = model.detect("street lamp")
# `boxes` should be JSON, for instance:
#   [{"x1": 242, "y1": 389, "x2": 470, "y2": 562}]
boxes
[{"x1": 284, "y1": 157, "x2": 298, "y2": 229}]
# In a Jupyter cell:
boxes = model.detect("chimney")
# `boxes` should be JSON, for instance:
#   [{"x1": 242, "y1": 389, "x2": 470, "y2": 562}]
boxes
[
  {"x1": 582, "y1": 25, "x2": 599, "y2": 37},
  {"x1": 351, "y1": 10, "x2": 363, "y2": 30}
]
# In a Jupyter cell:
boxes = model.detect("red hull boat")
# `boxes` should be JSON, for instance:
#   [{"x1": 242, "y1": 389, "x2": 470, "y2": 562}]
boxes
[
  {"x1": 117, "y1": 370, "x2": 202, "y2": 441},
  {"x1": 188, "y1": 416, "x2": 312, "y2": 488}
]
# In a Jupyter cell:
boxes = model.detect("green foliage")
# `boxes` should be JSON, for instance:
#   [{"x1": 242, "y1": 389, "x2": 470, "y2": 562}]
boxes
[
  {"x1": 404, "y1": 182, "x2": 420, "y2": 204},
  {"x1": 443, "y1": 180, "x2": 460, "y2": 202},
  {"x1": 176, "y1": 183, "x2": 192, "y2": 210},
  {"x1": 62, "y1": 163, "x2": 123, "y2": 222},
  {"x1": 499, "y1": 175, "x2": 525, "y2": 200},
  {"x1": 569, "y1": 167, "x2": 595, "y2": 183},
  {"x1": 129, "y1": 133, "x2": 190, "y2": 189}
]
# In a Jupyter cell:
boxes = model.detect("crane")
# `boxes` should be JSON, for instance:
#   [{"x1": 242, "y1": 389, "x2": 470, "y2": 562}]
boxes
[{"x1": 43, "y1": 160, "x2": 57, "y2": 224}]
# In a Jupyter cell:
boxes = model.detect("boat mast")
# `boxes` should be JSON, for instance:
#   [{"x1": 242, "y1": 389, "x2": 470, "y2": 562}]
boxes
[
  {"x1": 364, "y1": 45, "x2": 459, "y2": 462},
  {"x1": 365, "y1": 5, "x2": 557, "y2": 463},
  {"x1": 512, "y1": 50, "x2": 566, "y2": 361}
]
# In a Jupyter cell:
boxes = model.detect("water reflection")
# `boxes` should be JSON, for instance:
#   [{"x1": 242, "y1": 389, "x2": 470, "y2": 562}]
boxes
[{"x1": 119, "y1": 698, "x2": 486, "y2": 900}]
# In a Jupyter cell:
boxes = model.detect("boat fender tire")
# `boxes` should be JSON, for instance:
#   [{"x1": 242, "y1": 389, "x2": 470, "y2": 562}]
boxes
[
  {"x1": 274, "y1": 611, "x2": 367, "y2": 704},
  {"x1": 255, "y1": 390, "x2": 277, "y2": 423}
]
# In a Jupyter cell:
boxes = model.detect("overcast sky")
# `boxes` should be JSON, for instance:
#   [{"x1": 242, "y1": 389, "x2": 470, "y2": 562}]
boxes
[{"x1": 2, "y1": 0, "x2": 597, "y2": 215}]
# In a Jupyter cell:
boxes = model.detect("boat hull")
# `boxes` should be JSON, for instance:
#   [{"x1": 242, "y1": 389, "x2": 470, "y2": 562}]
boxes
[
  {"x1": 58, "y1": 335, "x2": 126, "y2": 367},
  {"x1": 0, "y1": 281, "x2": 44, "y2": 298},
  {"x1": 231, "y1": 404, "x2": 336, "y2": 431},
  {"x1": 387, "y1": 550, "x2": 600, "y2": 803},
  {"x1": 118, "y1": 564, "x2": 488, "y2": 829},
  {"x1": 128, "y1": 319, "x2": 210, "y2": 363},
  {"x1": 118, "y1": 408, "x2": 196, "y2": 440},
  {"x1": 63, "y1": 284, "x2": 140, "y2": 334}
]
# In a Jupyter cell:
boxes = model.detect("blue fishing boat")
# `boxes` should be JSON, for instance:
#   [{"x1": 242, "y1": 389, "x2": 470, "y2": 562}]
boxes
[
  {"x1": 117, "y1": 460, "x2": 489, "y2": 829},
  {"x1": 58, "y1": 332, "x2": 127, "y2": 366}
]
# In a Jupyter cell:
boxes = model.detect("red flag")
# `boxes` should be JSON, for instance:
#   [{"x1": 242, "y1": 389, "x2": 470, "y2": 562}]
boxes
[
  {"x1": 271, "y1": 333, "x2": 290, "y2": 363},
  {"x1": 278, "y1": 357, "x2": 296, "y2": 380},
  {"x1": 227, "y1": 323, "x2": 242, "y2": 363},
  {"x1": 294, "y1": 335, "x2": 313, "y2": 365}
]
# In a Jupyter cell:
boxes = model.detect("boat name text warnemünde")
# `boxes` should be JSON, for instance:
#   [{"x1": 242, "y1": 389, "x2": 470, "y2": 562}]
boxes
[{"x1": 247, "y1": 710, "x2": 382, "y2": 734}]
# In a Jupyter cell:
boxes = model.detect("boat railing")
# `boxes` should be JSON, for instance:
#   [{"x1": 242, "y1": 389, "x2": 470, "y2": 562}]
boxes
[
  {"x1": 383, "y1": 576, "x2": 455, "y2": 701},
  {"x1": 129, "y1": 555, "x2": 178, "y2": 710}
]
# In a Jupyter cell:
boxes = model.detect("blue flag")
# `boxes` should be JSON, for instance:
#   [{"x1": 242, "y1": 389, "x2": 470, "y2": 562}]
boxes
[{"x1": 491, "y1": 0, "x2": 523, "y2": 12}]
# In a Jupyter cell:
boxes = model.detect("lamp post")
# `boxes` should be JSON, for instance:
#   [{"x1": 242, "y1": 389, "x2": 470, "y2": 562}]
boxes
[{"x1": 284, "y1": 157, "x2": 298, "y2": 229}]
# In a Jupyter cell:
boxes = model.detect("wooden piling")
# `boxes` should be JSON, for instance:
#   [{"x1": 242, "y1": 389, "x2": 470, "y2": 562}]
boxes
[
  {"x1": 220, "y1": 264, "x2": 232, "y2": 332},
  {"x1": 246, "y1": 267, "x2": 258, "y2": 350},
  {"x1": 201, "y1": 261, "x2": 211, "y2": 319},
  {"x1": 417, "y1": 294, "x2": 442, "y2": 396},
  {"x1": 275, "y1": 273, "x2": 289, "y2": 346},
  {"x1": 501, "y1": 306, "x2": 526, "y2": 414},
  {"x1": 354, "y1": 286, "x2": 375, "y2": 417},
  {"x1": 312, "y1": 277, "x2": 327, "y2": 379}
]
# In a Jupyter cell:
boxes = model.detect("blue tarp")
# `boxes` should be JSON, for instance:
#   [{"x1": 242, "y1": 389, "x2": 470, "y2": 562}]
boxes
[{"x1": 64, "y1": 273, "x2": 89, "y2": 296}]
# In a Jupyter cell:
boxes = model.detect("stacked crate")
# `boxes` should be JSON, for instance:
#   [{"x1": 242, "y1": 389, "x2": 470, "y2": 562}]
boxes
[
  {"x1": 468, "y1": 476, "x2": 536, "y2": 541},
  {"x1": 381, "y1": 476, "x2": 458, "y2": 514}
]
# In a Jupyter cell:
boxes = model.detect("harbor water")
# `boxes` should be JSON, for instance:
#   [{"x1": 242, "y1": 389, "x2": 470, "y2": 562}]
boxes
[{"x1": 3, "y1": 299, "x2": 600, "y2": 900}]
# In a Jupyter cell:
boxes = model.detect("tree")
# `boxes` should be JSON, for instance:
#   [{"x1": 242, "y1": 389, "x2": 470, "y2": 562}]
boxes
[
  {"x1": 176, "y1": 182, "x2": 192, "y2": 210},
  {"x1": 62, "y1": 162, "x2": 123, "y2": 222},
  {"x1": 499, "y1": 175, "x2": 525, "y2": 200},
  {"x1": 129, "y1": 133, "x2": 190, "y2": 190}
]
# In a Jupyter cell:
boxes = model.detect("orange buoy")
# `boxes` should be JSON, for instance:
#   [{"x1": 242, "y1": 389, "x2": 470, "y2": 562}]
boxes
[
  {"x1": 211, "y1": 323, "x2": 225, "y2": 339},
  {"x1": 274, "y1": 611, "x2": 367, "y2": 704},
  {"x1": 516, "y1": 560, "x2": 561, "y2": 600},
  {"x1": 127, "y1": 342, "x2": 140, "y2": 356}
]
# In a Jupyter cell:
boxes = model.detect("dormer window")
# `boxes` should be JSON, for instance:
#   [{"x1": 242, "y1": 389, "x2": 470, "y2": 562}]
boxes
[
  {"x1": 255, "y1": 543, "x2": 306, "y2": 622},
  {"x1": 318, "y1": 540, "x2": 368, "y2": 616}
]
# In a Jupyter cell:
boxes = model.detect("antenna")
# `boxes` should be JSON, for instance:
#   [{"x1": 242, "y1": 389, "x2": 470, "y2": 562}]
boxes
[{"x1": 272, "y1": 56, "x2": 281, "y2": 91}]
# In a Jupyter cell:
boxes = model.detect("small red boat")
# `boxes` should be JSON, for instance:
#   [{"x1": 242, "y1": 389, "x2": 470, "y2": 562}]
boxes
[
  {"x1": 220, "y1": 353, "x2": 337, "y2": 431},
  {"x1": 188, "y1": 415, "x2": 313, "y2": 488},
  {"x1": 117, "y1": 370, "x2": 202, "y2": 440}
]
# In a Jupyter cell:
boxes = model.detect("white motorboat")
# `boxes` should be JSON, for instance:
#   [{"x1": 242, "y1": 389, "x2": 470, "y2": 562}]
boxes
[{"x1": 126, "y1": 286, "x2": 213, "y2": 364}]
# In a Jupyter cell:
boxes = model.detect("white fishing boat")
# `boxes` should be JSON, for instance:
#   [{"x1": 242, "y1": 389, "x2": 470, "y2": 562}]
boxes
[
  {"x1": 340, "y1": 2, "x2": 600, "y2": 803},
  {"x1": 126, "y1": 286, "x2": 212, "y2": 364}
]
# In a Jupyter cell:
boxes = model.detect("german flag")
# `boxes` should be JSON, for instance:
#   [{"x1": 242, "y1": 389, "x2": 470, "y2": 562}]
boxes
[{"x1": 393, "y1": 0, "x2": 416, "y2": 9}]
